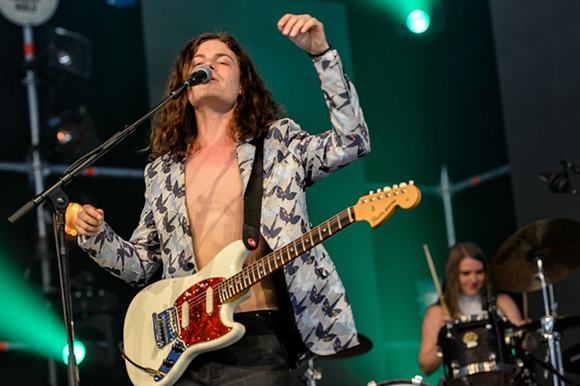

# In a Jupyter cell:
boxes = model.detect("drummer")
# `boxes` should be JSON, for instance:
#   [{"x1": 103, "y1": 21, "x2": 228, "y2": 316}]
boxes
[{"x1": 418, "y1": 241, "x2": 530, "y2": 375}]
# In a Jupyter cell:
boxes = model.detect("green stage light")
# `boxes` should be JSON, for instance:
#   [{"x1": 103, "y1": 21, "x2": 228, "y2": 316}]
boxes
[
  {"x1": 407, "y1": 10, "x2": 431, "y2": 33},
  {"x1": 62, "y1": 341, "x2": 86, "y2": 365},
  {"x1": 0, "y1": 246, "x2": 67, "y2": 360}
]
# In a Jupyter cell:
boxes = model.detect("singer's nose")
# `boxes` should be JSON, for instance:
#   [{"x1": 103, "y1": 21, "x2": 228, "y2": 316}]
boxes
[{"x1": 208, "y1": 64, "x2": 215, "y2": 70}]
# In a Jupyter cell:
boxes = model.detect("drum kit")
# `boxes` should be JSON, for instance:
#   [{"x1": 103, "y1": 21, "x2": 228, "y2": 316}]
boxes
[
  {"x1": 302, "y1": 219, "x2": 580, "y2": 386},
  {"x1": 436, "y1": 218, "x2": 580, "y2": 386}
]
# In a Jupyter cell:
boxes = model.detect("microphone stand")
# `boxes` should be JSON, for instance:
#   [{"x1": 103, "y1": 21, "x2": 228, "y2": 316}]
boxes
[{"x1": 7, "y1": 80, "x2": 193, "y2": 386}]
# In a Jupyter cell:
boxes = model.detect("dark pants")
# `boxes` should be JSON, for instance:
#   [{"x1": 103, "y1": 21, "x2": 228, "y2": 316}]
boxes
[{"x1": 175, "y1": 310, "x2": 293, "y2": 386}]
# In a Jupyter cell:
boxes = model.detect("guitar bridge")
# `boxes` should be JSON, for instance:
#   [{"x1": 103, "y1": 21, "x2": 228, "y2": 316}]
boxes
[{"x1": 153, "y1": 307, "x2": 180, "y2": 348}]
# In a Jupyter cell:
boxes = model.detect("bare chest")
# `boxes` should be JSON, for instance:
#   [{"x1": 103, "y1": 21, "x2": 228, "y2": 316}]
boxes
[{"x1": 184, "y1": 146, "x2": 244, "y2": 269}]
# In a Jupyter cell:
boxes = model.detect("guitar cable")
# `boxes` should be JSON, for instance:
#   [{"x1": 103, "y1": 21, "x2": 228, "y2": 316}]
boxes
[{"x1": 120, "y1": 343, "x2": 166, "y2": 378}]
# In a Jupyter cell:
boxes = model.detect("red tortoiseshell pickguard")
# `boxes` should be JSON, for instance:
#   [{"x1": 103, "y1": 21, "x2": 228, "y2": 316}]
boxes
[{"x1": 173, "y1": 277, "x2": 231, "y2": 346}]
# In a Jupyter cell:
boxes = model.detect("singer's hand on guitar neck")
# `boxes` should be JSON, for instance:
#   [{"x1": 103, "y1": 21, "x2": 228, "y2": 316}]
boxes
[
  {"x1": 277, "y1": 14, "x2": 330, "y2": 55},
  {"x1": 74, "y1": 204, "x2": 105, "y2": 237}
]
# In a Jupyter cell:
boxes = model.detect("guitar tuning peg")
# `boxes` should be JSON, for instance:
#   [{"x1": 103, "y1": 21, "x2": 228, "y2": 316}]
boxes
[
  {"x1": 377, "y1": 188, "x2": 383, "y2": 192},
  {"x1": 393, "y1": 184, "x2": 399, "y2": 189},
  {"x1": 399, "y1": 182, "x2": 407, "y2": 187},
  {"x1": 384, "y1": 186, "x2": 391, "y2": 191},
  {"x1": 369, "y1": 190, "x2": 375, "y2": 195},
  {"x1": 409, "y1": 180, "x2": 415, "y2": 185}
]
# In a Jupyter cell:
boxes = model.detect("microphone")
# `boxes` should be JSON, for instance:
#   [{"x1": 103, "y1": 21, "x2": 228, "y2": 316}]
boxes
[
  {"x1": 539, "y1": 171, "x2": 573, "y2": 193},
  {"x1": 561, "y1": 158, "x2": 580, "y2": 175},
  {"x1": 185, "y1": 65, "x2": 212, "y2": 87}
]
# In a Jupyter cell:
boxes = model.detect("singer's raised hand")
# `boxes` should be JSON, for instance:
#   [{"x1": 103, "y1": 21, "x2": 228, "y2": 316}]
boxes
[
  {"x1": 75, "y1": 204, "x2": 105, "y2": 237},
  {"x1": 277, "y1": 14, "x2": 330, "y2": 55}
]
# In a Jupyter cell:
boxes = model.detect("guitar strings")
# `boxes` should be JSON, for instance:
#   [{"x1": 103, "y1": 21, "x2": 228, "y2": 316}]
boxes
[
  {"x1": 172, "y1": 207, "x2": 356, "y2": 313},
  {"x1": 175, "y1": 209, "x2": 353, "y2": 313}
]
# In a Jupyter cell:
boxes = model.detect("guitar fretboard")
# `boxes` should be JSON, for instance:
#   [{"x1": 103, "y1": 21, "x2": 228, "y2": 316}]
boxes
[{"x1": 216, "y1": 206, "x2": 356, "y2": 302}]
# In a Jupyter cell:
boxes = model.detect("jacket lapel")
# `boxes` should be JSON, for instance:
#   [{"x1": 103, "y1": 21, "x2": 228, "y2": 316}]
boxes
[
  {"x1": 236, "y1": 140, "x2": 256, "y2": 197},
  {"x1": 170, "y1": 157, "x2": 194, "y2": 261}
]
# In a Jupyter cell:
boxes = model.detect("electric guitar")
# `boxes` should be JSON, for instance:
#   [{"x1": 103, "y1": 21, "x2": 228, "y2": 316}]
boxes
[{"x1": 68, "y1": 182, "x2": 421, "y2": 385}]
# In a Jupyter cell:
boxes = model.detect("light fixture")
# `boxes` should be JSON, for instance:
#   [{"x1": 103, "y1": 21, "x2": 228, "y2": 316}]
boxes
[
  {"x1": 45, "y1": 105, "x2": 99, "y2": 163},
  {"x1": 407, "y1": 10, "x2": 431, "y2": 34},
  {"x1": 48, "y1": 26, "x2": 93, "y2": 78}
]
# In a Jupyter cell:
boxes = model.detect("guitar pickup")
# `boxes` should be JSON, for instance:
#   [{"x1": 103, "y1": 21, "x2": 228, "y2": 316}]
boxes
[{"x1": 153, "y1": 307, "x2": 179, "y2": 348}]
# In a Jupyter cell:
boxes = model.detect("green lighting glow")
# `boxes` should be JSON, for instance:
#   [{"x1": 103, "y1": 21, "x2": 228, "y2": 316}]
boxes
[
  {"x1": 62, "y1": 341, "x2": 86, "y2": 365},
  {"x1": 407, "y1": 10, "x2": 431, "y2": 33},
  {"x1": 0, "y1": 247, "x2": 67, "y2": 360},
  {"x1": 365, "y1": 0, "x2": 435, "y2": 33}
]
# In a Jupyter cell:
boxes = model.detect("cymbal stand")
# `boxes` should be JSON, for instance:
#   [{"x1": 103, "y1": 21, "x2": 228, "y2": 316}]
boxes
[
  {"x1": 549, "y1": 283, "x2": 566, "y2": 379},
  {"x1": 302, "y1": 358, "x2": 322, "y2": 386},
  {"x1": 536, "y1": 257, "x2": 565, "y2": 385}
]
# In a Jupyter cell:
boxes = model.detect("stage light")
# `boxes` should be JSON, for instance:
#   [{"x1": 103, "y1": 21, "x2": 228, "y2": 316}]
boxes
[
  {"x1": 48, "y1": 26, "x2": 93, "y2": 78},
  {"x1": 45, "y1": 105, "x2": 100, "y2": 163},
  {"x1": 0, "y1": 246, "x2": 67, "y2": 361},
  {"x1": 61, "y1": 341, "x2": 86, "y2": 365},
  {"x1": 407, "y1": 10, "x2": 431, "y2": 34}
]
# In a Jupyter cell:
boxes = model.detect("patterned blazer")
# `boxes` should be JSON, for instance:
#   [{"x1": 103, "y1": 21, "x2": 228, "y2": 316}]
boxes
[{"x1": 79, "y1": 49, "x2": 370, "y2": 356}]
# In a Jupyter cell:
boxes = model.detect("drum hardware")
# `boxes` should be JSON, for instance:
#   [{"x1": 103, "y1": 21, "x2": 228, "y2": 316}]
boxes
[
  {"x1": 301, "y1": 358, "x2": 322, "y2": 386},
  {"x1": 491, "y1": 218, "x2": 580, "y2": 386},
  {"x1": 301, "y1": 334, "x2": 372, "y2": 385},
  {"x1": 563, "y1": 341, "x2": 580, "y2": 375},
  {"x1": 521, "y1": 315, "x2": 580, "y2": 332},
  {"x1": 367, "y1": 375, "x2": 433, "y2": 386},
  {"x1": 524, "y1": 350, "x2": 580, "y2": 386},
  {"x1": 535, "y1": 257, "x2": 566, "y2": 386}
]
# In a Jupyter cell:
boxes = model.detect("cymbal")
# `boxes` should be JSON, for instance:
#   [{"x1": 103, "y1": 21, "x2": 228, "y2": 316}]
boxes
[
  {"x1": 317, "y1": 334, "x2": 372, "y2": 360},
  {"x1": 490, "y1": 218, "x2": 580, "y2": 293},
  {"x1": 521, "y1": 315, "x2": 580, "y2": 332}
]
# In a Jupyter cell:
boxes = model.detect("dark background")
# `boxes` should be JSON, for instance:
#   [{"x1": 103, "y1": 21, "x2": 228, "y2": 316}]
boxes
[{"x1": 1, "y1": 0, "x2": 579, "y2": 385}]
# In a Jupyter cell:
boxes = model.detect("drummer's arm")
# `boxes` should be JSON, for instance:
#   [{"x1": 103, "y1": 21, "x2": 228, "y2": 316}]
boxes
[
  {"x1": 497, "y1": 293, "x2": 530, "y2": 327},
  {"x1": 418, "y1": 305, "x2": 446, "y2": 375}
]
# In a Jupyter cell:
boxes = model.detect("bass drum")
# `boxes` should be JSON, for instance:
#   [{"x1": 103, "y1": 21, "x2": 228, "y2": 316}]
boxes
[{"x1": 368, "y1": 376, "x2": 433, "y2": 386}]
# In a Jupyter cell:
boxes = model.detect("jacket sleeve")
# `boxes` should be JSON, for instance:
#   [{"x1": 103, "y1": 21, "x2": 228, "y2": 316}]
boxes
[
  {"x1": 78, "y1": 164, "x2": 162, "y2": 286},
  {"x1": 289, "y1": 49, "x2": 370, "y2": 185}
]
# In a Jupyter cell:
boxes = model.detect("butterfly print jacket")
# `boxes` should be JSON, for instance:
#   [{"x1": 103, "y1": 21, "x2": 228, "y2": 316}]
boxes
[{"x1": 79, "y1": 49, "x2": 370, "y2": 356}]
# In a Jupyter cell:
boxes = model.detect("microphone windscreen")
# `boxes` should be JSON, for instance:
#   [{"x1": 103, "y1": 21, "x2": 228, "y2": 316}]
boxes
[{"x1": 194, "y1": 65, "x2": 212, "y2": 85}]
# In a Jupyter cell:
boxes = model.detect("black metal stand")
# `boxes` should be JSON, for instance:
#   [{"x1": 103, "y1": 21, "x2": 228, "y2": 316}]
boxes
[
  {"x1": 7, "y1": 85, "x2": 185, "y2": 225},
  {"x1": 48, "y1": 188, "x2": 79, "y2": 386},
  {"x1": 7, "y1": 73, "x2": 197, "y2": 386},
  {"x1": 527, "y1": 352, "x2": 579, "y2": 386}
]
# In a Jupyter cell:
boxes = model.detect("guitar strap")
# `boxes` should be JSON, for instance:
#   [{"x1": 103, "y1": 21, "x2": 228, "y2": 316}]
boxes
[{"x1": 242, "y1": 135, "x2": 263, "y2": 250}]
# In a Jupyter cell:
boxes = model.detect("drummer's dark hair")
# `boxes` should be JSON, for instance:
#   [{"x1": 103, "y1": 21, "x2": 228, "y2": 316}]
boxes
[{"x1": 440, "y1": 241, "x2": 493, "y2": 318}]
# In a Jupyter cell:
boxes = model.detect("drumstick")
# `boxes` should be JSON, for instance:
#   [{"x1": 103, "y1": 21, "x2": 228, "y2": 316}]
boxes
[
  {"x1": 423, "y1": 244, "x2": 449, "y2": 316},
  {"x1": 522, "y1": 292, "x2": 528, "y2": 320}
]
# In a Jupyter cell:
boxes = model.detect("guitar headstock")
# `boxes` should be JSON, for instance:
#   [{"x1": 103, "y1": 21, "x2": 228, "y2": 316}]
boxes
[{"x1": 353, "y1": 181, "x2": 421, "y2": 228}]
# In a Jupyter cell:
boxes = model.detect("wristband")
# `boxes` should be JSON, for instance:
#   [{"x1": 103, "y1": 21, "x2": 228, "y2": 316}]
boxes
[{"x1": 308, "y1": 45, "x2": 332, "y2": 58}]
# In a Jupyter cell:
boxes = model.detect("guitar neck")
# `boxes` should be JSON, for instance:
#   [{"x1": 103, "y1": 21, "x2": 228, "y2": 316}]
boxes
[{"x1": 217, "y1": 206, "x2": 356, "y2": 303}]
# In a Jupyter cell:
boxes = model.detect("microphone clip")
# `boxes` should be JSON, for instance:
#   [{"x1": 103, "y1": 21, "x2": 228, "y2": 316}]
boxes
[{"x1": 540, "y1": 159, "x2": 580, "y2": 196}]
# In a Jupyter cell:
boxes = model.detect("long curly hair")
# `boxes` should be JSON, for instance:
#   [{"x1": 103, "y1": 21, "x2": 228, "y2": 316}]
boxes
[
  {"x1": 146, "y1": 33, "x2": 285, "y2": 161},
  {"x1": 441, "y1": 241, "x2": 493, "y2": 318}
]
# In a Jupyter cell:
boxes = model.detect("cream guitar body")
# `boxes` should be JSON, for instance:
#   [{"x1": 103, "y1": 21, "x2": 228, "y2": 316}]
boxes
[
  {"x1": 123, "y1": 241, "x2": 251, "y2": 386},
  {"x1": 113, "y1": 182, "x2": 422, "y2": 385}
]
